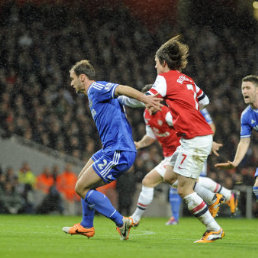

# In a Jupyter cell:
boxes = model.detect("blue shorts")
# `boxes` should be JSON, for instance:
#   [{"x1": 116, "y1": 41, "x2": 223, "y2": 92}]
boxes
[
  {"x1": 91, "y1": 149, "x2": 136, "y2": 183},
  {"x1": 255, "y1": 168, "x2": 258, "y2": 177}
]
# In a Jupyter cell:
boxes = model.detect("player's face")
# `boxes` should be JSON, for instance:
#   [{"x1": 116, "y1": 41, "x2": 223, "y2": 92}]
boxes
[
  {"x1": 241, "y1": 81, "x2": 257, "y2": 105},
  {"x1": 70, "y1": 71, "x2": 84, "y2": 93},
  {"x1": 155, "y1": 57, "x2": 165, "y2": 74}
]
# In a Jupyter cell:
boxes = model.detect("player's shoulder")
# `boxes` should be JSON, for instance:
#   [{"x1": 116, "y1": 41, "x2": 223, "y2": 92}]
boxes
[
  {"x1": 170, "y1": 71, "x2": 195, "y2": 85},
  {"x1": 241, "y1": 105, "x2": 252, "y2": 118},
  {"x1": 90, "y1": 81, "x2": 118, "y2": 93}
]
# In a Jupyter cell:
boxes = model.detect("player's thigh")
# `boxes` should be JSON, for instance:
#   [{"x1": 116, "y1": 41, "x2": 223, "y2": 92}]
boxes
[
  {"x1": 78, "y1": 158, "x2": 94, "y2": 180},
  {"x1": 173, "y1": 136, "x2": 212, "y2": 179},
  {"x1": 142, "y1": 170, "x2": 163, "y2": 187},
  {"x1": 255, "y1": 173, "x2": 258, "y2": 187},
  {"x1": 76, "y1": 165, "x2": 103, "y2": 192},
  {"x1": 93, "y1": 150, "x2": 136, "y2": 183}
]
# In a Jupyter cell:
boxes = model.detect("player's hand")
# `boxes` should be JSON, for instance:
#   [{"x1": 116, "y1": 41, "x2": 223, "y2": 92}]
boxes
[
  {"x1": 214, "y1": 161, "x2": 236, "y2": 169},
  {"x1": 211, "y1": 141, "x2": 223, "y2": 156},
  {"x1": 144, "y1": 94, "x2": 163, "y2": 113},
  {"x1": 134, "y1": 141, "x2": 141, "y2": 150}
]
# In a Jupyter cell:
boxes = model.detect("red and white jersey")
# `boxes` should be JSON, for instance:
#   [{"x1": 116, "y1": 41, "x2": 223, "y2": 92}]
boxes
[
  {"x1": 149, "y1": 70, "x2": 213, "y2": 139},
  {"x1": 144, "y1": 105, "x2": 180, "y2": 157}
]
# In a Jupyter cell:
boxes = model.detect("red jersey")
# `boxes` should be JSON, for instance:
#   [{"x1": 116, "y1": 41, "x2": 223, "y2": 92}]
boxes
[
  {"x1": 149, "y1": 70, "x2": 213, "y2": 139},
  {"x1": 144, "y1": 105, "x2": 180, "y2": 157}
]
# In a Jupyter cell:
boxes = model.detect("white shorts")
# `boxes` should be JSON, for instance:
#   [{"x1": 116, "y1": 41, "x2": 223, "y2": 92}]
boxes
[
  {"x1": 170, "y1": 135, "x2": 213, "y2": 179},
  {"x1": 154, "y1": 156, "x2": 173, "y2": 178}
]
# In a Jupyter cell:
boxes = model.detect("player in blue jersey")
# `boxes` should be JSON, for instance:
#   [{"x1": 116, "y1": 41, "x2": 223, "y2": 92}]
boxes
[
  {"x1": 215, "y1": 75, "x2": 258, "y2": 201},
  {"x1": 62, "y1": 60, "x2": 162, "y2": 240}
]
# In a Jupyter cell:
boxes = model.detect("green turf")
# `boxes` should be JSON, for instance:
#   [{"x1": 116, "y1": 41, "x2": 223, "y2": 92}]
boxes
[{"x1": 0, "y1": 215, "x2": 257, "y2": 258}]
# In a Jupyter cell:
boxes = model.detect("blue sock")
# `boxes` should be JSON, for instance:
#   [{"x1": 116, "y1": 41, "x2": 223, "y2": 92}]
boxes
[
  {"x1": 80, "y1": 198, "x2": 95, "y2": 228},
  {"x1": 169, "y1": 188, "x2": 182, "y2": 221},
  {"x1": 253, "y1": 186, "x2": 258, "y2": 201},
  {"x1": 85, "y1": 190, "x2": 123, "y2": 227}
]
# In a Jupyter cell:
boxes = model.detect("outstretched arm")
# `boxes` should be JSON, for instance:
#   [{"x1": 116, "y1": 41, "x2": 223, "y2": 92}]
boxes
[
  {"x1": 215, "y1": 137, "x2": 250, "y2": 169},
  {"x1": 135, "y1": 135, "x2": 156, "y2": 150},
  {"x1": 115, "y1": 85, "x2": 162, "y2": 111}
]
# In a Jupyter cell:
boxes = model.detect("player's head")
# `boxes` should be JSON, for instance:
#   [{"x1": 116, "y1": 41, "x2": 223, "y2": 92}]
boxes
[
  {"x1": 241, "y1": 75, "x2": 258, "y2": 106},
  {"x1": 155, "y1": 35, "x2": 189, "y2": 74},
  {"x1": 70, "y1": 60, "x2": 95, "y2": 94}
]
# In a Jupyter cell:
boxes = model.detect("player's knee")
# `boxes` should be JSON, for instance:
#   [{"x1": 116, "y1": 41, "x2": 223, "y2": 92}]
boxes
[
  {"x1": 75, "y1": 181, "x2": 83, "y2": 196},
  {"x1": 176, "y1": 187, "x2": 184, "y2": 197},
  {"x1": 142, "y1": 176, "x2": 151, "y2": 187}
]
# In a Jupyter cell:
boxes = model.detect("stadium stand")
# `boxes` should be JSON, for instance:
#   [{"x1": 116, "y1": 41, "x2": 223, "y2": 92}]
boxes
[{"x1": 0, "y1": 1, "x2": 257, "y2": 217}]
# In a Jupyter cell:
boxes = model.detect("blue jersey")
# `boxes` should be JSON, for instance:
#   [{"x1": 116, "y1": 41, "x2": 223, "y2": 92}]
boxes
[
  {"x1": 87, "y1": 81, "x2": 136, "y2": 152},
  {"x1": 200, "y1": 108, "x2": 213, "y2": 125},
  {"x1": 240, "y1": 106, "x2": 258, "y2": 138}
]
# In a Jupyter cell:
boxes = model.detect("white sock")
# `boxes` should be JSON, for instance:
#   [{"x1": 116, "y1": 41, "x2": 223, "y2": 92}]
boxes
[
  {"x1": 184, "y1": 192, "x2": 220, "y2": 231},
  {"x1": 198, "y1": 177, "x2": 231, "y2": 201},
  {"x1": 194, "y1": 182, "x2": 215, "y2": 205},
  {"x1": 131, "y1": 186, "x2": 154, "y2": 223}
]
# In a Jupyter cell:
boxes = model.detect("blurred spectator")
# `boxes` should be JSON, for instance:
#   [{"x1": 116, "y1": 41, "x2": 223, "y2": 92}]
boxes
[
  {"x1": 36, "y1": 167, "x2": 54, "y2": 194},
  {"x1": 35, "y1": 166, "x2": 63, "y2": 214},
  {"x1": 0, "y1": 181, "x2": 25, "y2": 214},
  {"x1": 57, "y1": 163, "x2": 79, "y2": 215},
  {"x1": 18, "y1": 161, "x2": 36, "y2": 189},
  {"x1": 17, "y1": 161, "x2": 36, "y2": 213}
]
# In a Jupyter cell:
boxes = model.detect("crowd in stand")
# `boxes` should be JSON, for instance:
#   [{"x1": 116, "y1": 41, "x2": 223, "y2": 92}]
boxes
[
  {"x1": 0, "y1": 3, "x2": 257, "y2": 215},
  {"x1": 0, "y1": 162, "x2": 79, "y2": 215}
]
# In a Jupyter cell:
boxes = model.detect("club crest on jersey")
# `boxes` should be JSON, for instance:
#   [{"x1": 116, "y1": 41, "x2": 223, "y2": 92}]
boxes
[{"x1": 158, "y1": 120, "x2": 163, "y2": 126}]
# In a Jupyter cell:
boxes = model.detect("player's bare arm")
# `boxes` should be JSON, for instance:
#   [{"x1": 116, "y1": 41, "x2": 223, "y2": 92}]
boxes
[
  {"x1": 115, "y1": 85, "x2": 163, "y2": 111},
  {"x1": 215, "y1": 137, "x2": 250, "y2": 168},
  {"x1": 134, "y1": 135, "x2": 156, "y2": 150}
]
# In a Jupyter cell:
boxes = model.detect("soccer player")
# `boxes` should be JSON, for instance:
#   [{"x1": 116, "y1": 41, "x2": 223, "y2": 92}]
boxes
[
  {"x1": 166, "y1": 109, "x2": 237, "y2": 225},
  {"x1": 149, "y1": 35, "x2": 224, "y2": 243},
  {"x1": 62, "y1": 60, "x2": 162, "y2": 240},
  {"x1": 215, "y1": 75, "x2": 258, "y2": 201},
  {"x1": 120, "y1": 87, "x2": 225, "y2": 223}
]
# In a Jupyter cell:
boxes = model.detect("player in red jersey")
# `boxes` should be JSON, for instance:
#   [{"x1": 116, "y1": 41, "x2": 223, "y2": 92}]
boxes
[
  {"x1": 148, "y1": 35, "x2": 224, "y2": 243},
  {"x1": 121, "y1": 85, "x2": 225, "y2": 227}
]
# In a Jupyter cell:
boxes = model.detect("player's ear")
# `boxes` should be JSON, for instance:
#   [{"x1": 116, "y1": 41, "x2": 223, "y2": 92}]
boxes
[
  {"x1": 79, "y1": 74, "x2": 85, "y2": 82},
  {"x1": 162, "y1": 60, "x2": 167, "y2": 67}
]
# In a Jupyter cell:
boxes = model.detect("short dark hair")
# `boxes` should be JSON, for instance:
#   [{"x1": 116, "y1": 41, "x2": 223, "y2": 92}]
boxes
[
  {"x1": 155, "y1": 35, "x2": 189, "y2": 71},
  {"x1": 70, "y1": 60, "x2": 95, "y2": 80},
  {"x1": 242, "y1": 75, "x2": 258, "y2": 87}
]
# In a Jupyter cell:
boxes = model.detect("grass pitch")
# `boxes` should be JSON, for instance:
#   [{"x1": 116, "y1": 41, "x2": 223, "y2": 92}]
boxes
[{"x1": 0, "y1": 215, "x2": 257, "y2": 258}]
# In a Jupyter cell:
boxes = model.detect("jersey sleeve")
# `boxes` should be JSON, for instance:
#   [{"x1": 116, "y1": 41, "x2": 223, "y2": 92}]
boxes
[
  {"x1": 148, "y1": 75, "x2": 167, "y2": 97},
  {"x1": 195, "y1": 84, "x2": 210, "y2": 109},
  {"x1": 145, "y1": 125, "x2": 156, "y2": 139},
  {"x1": 165, "y1": 111, "x2": 173, "y2": 127},
  {"x1": 200, "y1": 108, "x2": 213, "y2": 124},
  {"x1": 117, "y1": 96, "x2": 145, "y2": 108},
  {"x1": 240, "y1": 111, "x2": 252, "y2": 138},
  {"x1": 93, "y1": 82, "x2": 119, "y2": 102}
]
